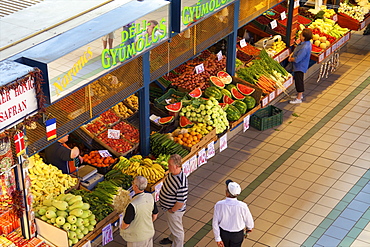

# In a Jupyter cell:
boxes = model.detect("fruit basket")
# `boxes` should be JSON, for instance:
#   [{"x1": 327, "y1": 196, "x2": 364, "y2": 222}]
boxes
[
  {"x1": 250, "y1": 105, "x2": 283, "y2": 131},
  {"x1": 154, "y1": 88, "x2": 189, "y2": 110}
]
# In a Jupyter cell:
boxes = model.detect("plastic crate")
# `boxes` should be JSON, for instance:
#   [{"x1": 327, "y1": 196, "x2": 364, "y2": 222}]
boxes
[
  {"x1": 154, "y1": 88, "x2": 188, "y2": 110},
  {"x1": 250, "y1": 105, "x2": 283, "y2": 131}
]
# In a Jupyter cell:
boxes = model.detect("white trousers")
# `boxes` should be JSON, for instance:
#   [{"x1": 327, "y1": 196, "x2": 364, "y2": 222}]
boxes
[{"x1": 166, "y1": 210, "x2": 185, "y2": 247}]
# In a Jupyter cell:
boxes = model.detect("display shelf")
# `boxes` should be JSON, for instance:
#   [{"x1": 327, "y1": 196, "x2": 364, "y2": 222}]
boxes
[
  {"x1": 261, "y1": 76, "x2": 294, "y2": 108},
  {"x1": 310, "y1": 31, "x2": 351, "y2": 63}
]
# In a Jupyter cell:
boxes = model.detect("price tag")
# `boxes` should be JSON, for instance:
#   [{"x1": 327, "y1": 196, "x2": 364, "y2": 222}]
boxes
[
  {"x1": 198, "y1": 148, "x2": 207, "y2": 167},
  {"x1": 274, "y1": 56, "x2": 280, "y2": 62},
  {"x1": 280, "y1": 11, "x2": 286, "y2": 20},
  {"x1": 219, "y1": 133, "x2": 228, "y2": 152},
  {"x1": 107, "y1": 129, "x2": 120, "y2": 139},
  {"x1": 154, "y1": 181, "x2": 163, "y2": 202},
  {"x1": 207, "y1": 141, "x2": 215, "y2": 159},
  {"x1": 361, "y1": 21, "x2": 365, "y2": 30},
  {"x1": 189, "y1": 155, "x2": 198, "y2": 173},
  {"x1": 102, "y1": 224, "x2": 114, "y2": 245},
  {"x1": 243, "y1": 115, "x2": 250, "y2": 132},
  {"x1": 332, "y1": 14, "x2": 338, "y2": 22},
  {"x1": 217, "y1": 50, "x2": 223, "y2": 61},
  {"x1": 319, "y1": 53, "x2": 325, "y2": 63},
  {"x1": 195, "y1": 63, "x2": 205, "y2": 74},
  {"x1": 182, "y1": 160, "x2": 191, "y2": 177},
  {"x1": 281, "y1": 49, "x2": 290, "y2": 60},
  {"x1": 294, "y1": 0, "x2": 299, "y2": 8},
  {"x1": 240, "y1": 39, "x2": 247, "y2": 48},
  {"x1": 325, "y1": 47, "x2": 332, "y2": 57},
  {"x1": 287, "y1": 77, "x2": 293, "y2": 87},
  {"x1": 262, "y1": 97, "x2": 269, "y2": 107},
  {"x1": 98, "y1": 150, "x2": 111, "y2": 157},
  {"x1": 270, "y1": 20, "x2": 277, "y2": 29},
  {"x1": 269, "y1": 91, "x2": 276, "y2": 101},
  {"x1": 82, "y1": 241, "x2": 92, "y2": 247},
  {"x1": 119, "y1": 213, "x2": 123, "y2": 228}
]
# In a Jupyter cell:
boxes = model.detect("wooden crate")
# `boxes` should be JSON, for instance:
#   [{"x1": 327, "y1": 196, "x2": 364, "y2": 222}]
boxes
[{"x1": 337, "y1": 13, "x2": 370, "y2": 31}]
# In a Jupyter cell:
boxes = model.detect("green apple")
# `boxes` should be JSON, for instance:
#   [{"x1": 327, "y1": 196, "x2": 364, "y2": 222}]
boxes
[
  {"x1": 67, "y1": 215, "x2": 77, "y2": 224},
  {"x1": 63, "y1": 222, "x2": 71, "y2": 231},
  {"x1": 70, "y1": 224, "x2": 77, "y2": 231},
  {"x1": 56, "y1": 216, "x2": 65, "y2": 226},
  {"x1": 45, "y1": 210, "x2": 56, "y2": 219}
]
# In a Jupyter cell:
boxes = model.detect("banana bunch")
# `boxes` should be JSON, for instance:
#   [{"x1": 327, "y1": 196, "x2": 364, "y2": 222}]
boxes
[
  {"x1": 112, "y1": 102, "x2": 134, "y2": 118},
  {"x1": 112, "y1": 156, "x2": 131, "y2": 170},
  {"x1": 120, "y1": 155, "x2": 166, "y2": 184},
  {"x1": 124, "y1": 95, "x2": 139, "y2": 110},
  {"x1": 29, "y1": 154, "x2": 78, "y2": 205}
]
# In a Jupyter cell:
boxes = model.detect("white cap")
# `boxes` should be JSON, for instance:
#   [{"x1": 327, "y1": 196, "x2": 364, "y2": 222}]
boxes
[{"x1": 226, "y1": 179, "x2": 241, "y2": 196}]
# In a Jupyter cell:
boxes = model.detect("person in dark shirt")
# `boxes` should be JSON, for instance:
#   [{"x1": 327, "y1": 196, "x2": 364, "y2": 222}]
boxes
[
  {"x1": 44, "y1": 134, "x2": 82, "y2": 174},
  {"x1": 120, "y1": 176, "x2": 158, "y2": 246}
]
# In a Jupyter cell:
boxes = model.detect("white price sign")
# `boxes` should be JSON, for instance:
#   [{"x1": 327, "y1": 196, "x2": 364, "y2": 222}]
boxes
[
  {"x1": 102, "y1": 224, "x2": 114, "y2": 245},
  {"x1": 154, "y1": 181, "x2": 163, "y2": 202},
  {"x1": 332, "y1": 14, "x2": 338, "y2": 22},
  {"x1": 107, "y1": 129, "x2": 120, "y2": 139},
  {"x1": 240, "y1": 39, "x2": 247, "y2": 48},
  {"x1": 98, "y1": 150, "x2": 111, "y2": 157},
  {"x1": 325, "y1": 47, "x2": 332, "y2": 57},
  {"x1": 277, "y1": 88, "x2": 282, "y2": 95},
  {"x1": 207, "y1": 141, "x2": 215, "y2": 159},
  {"x1": 281, "y1": 11, "x2": 286, "y2": 20},
  {"x1": 119, "y1": 213, "x2": 123, "y2": 228},
  {"x1": 262, "y1": 97, "x2": 269, "y2": 107},
  {"x1": 294, "y1": 0, "x2": 299, "y2": 8},
  {"x1": 195, "y1": 63, "x2": 205, "y2": 74},
  {"x1": 82, "y1": 241, "x2": 91, "y2": 247},
  {"x1": 243, "y1": 115, "x2": 250, "y2": 132},
  {"x1": 217, "y1": 50, "x2": 223, "y2": 61},
  {"x1": 219, "y1": 133, "x2": 228, "y2": 152},
  {"x1": 270, "y1": 20, "x2": 277, "y2": 29},
  {"x1": 269, "y1": 91, "x2": 276, "y2": 101},
  {"x1": 198, "y1": 148, "x2": 207, "y2": 166},
  {"x1": 182, "y1": 160, "x2": 191, "y2": 177},
  {"x1": 189, "y1": 155, "x2": 198, "y2": 173}
]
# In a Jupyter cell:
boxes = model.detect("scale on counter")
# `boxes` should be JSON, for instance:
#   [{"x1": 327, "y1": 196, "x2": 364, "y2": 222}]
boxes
[
  {"x1": 75, "y1": 165, "x2": 104, "y2": 190},
  {"x1": 254, "y1": 35, "x2": 282, "y2": 49}
]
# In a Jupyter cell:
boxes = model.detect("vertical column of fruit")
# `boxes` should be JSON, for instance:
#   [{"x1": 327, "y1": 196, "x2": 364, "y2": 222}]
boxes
[{"x1": 0, "y1": 135, "x2": 22, "y2": 239}]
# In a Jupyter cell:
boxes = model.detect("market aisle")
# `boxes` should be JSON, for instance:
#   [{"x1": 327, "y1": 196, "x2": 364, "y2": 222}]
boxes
[{"x1": 104, "y1": 30, "x2": 369, "y2": 247}]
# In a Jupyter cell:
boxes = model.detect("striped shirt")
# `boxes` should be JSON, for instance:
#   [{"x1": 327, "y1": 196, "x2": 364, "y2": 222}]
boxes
[{"x1": 159, "y1": 170, "x2": 188, "y2": 212}]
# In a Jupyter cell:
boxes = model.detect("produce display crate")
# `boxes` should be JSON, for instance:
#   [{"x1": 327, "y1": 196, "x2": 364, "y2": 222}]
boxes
[
  {"x1": 80, "y1": 118, "x2": 107, "y2": 138},
  {"x1": 250, "y1": 105, "x2": 283, "y2": 131},
  {"x1": 154, "y1": 88, "x2": 188, "y2": 110},
  {"x1": 181, "y1": 128, "x2": 217, "y2": 156},
  {"x1": 93, "y1": 134, "x2": 139, "y2": 158},
  {"x1": 337, "y1": 13, "x2": 370, "y2": 31}
]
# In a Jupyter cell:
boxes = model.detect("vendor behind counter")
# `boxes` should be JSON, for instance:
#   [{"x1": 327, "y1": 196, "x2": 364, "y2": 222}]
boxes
[{"x1": 44, "y1": 134, "x2": 83, "y2": 174}]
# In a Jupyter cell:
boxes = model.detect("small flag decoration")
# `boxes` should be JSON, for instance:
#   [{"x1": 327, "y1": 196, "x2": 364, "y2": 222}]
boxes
[
  {"x1": 45, "y1": 118, "x2": 57, "y2": 141},
  {"x1": 14, "y1": 132, "x2": 26, "y2": 156}
]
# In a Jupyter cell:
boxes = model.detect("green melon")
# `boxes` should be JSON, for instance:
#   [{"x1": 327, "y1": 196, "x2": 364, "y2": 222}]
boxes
[
  {"x1": 243, "y1": 96, "x2": 256, "y2": 110},
  {"x1": 233, "y1": 100, "x2": 247, "y2": 115},
  {"x1": 220, "y1": 89, "x2": 232, "y2": 98},
  {"x1": 225, "y1": 84, "x2": 237, "y2": 91},
  {"x1": 204, "y1": 86, "x2": 222, "y2": 101}
]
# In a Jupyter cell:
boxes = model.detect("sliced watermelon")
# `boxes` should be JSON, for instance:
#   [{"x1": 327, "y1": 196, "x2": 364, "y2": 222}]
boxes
[
  {"x1": 223, "y1": 95, "x2": 235, "y2": 104},
  {"x1": 231, "y1": 88, "x2": 245, "y2": 100},
  {"x1": 158, "y1": 116, "x2": 174, "y2": 124},
  {"x1": 210, "y1": 76, "x2": 225, "y2": 89},
  {"x1": 311, "y1": 46, "x2": 322, "y2": 53},
  {"x1": 217, "y1": 71, "x2": 232, "y2": 84},
  {"x1": 189, "y1": 87, "x2": 202, "y2": 98},
  {"x1": 165, "y1": 101, "x2": 182, "y2": 112},
  {"x1": 236, "y1": 83, "x2": 255, "y2": 95},
  {"x1": 219, "y1": 103, "x2": 229, "y2": 110},
  {"x1": 179, "y1": 116, "x2": 193, "y2": 128}
]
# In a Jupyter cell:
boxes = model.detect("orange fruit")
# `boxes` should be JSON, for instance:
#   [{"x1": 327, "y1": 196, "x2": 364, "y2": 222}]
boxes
[
  {"x1": 188, "y1": 136, "x2": 193, "y2": 142},
  {"x1": 184, "y1": 133, "x2": 190, "y2": 138},
  {"x1": 190, "y1": 131, "x2": 196, "y2": 136},
  {"x1": 197, "y1": 134, "x2": 202, "y2": 139},
  {"x1": 186, "y1": 139, "x2": 192, "y2": 144},
  {"x1": 178, "y1": 134, "x2": 183, "y2": 139},
  {"x1": 178, "y1": 140, "x2": 184, "y2": 145},
  {"x1": 173, "y1": 137, "x2": 178, "y2": 142},
  {"x1": 193, "y1": 136, "x2": 198, "y2": 141},
  {"x1": 182, "y1": 137, "x2": 188, "y2": 142}
]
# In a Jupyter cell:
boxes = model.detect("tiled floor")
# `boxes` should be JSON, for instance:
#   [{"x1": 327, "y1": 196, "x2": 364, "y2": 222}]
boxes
[{"x1": 100, "y1": 30, "x2": 369, "y2": 247}]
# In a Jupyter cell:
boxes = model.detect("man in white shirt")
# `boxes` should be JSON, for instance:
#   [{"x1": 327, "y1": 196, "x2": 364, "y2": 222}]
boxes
[{"x1": 212, "y1": 179, "x2": 254, "y2": 247}]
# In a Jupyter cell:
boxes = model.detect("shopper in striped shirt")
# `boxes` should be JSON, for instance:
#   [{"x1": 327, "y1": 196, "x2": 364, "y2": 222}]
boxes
[{"x1": 159, "y1": 154, "x2": 188, "y2": 246}]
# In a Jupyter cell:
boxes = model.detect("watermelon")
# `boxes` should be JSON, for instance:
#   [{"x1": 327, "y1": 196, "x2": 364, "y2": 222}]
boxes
[
  {"x1": 243, "y1": 96, "x2": 256, "y2": 110},
  {"x1": 219, "y1": 103, "x2": 229, "y2": 110},
  {"x1": 220, "y1": 89, "x2": 232, "y2": 98},
  {"x1": 231, "y1": 88, "x2": 245, "y2": 100},
  {"x1": 236, "y1": 83, "x2": 255, "y2": 95},
  {"x1": 223, "y1": 95, "x2": 235, "y2": 104},
  {"x1": 165, "y1": 102, "x2": 182, "y2": 112},
  {"x1": 189, "y1": 87, "x2": 202, "y2": 98},
  {"x1": 312, "y1": 46, "x2": 322, "y2": 53},
  {"x1": 158, "y1": 116, "x2": 174, "y2": 124},
  {"x1": 225, "y1": 105, "x2": 241, "y2": 121},
  {"x1": 210, "y1": 76, "x2": 225, "y2": 89},
  {"x1": 179, "y1": 116, "x2": 193, "y2": 128},
  {"x1": 225, "y1": 84, "x2": 236, "y2": 91},
  {"x1": 217, "y1": 71, "x2": 232, "y2": 84},
  {"x1": 204, "y1": 86, "x2": 222, "y2": 101},
  {"x1": 233, "y1": 101, "x2": 247, "y2": 115}
]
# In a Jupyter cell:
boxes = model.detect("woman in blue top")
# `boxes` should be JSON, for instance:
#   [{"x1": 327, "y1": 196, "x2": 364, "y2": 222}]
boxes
[{"x1": 288, "y1": 28, "x2": 312, "y2": 104}]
